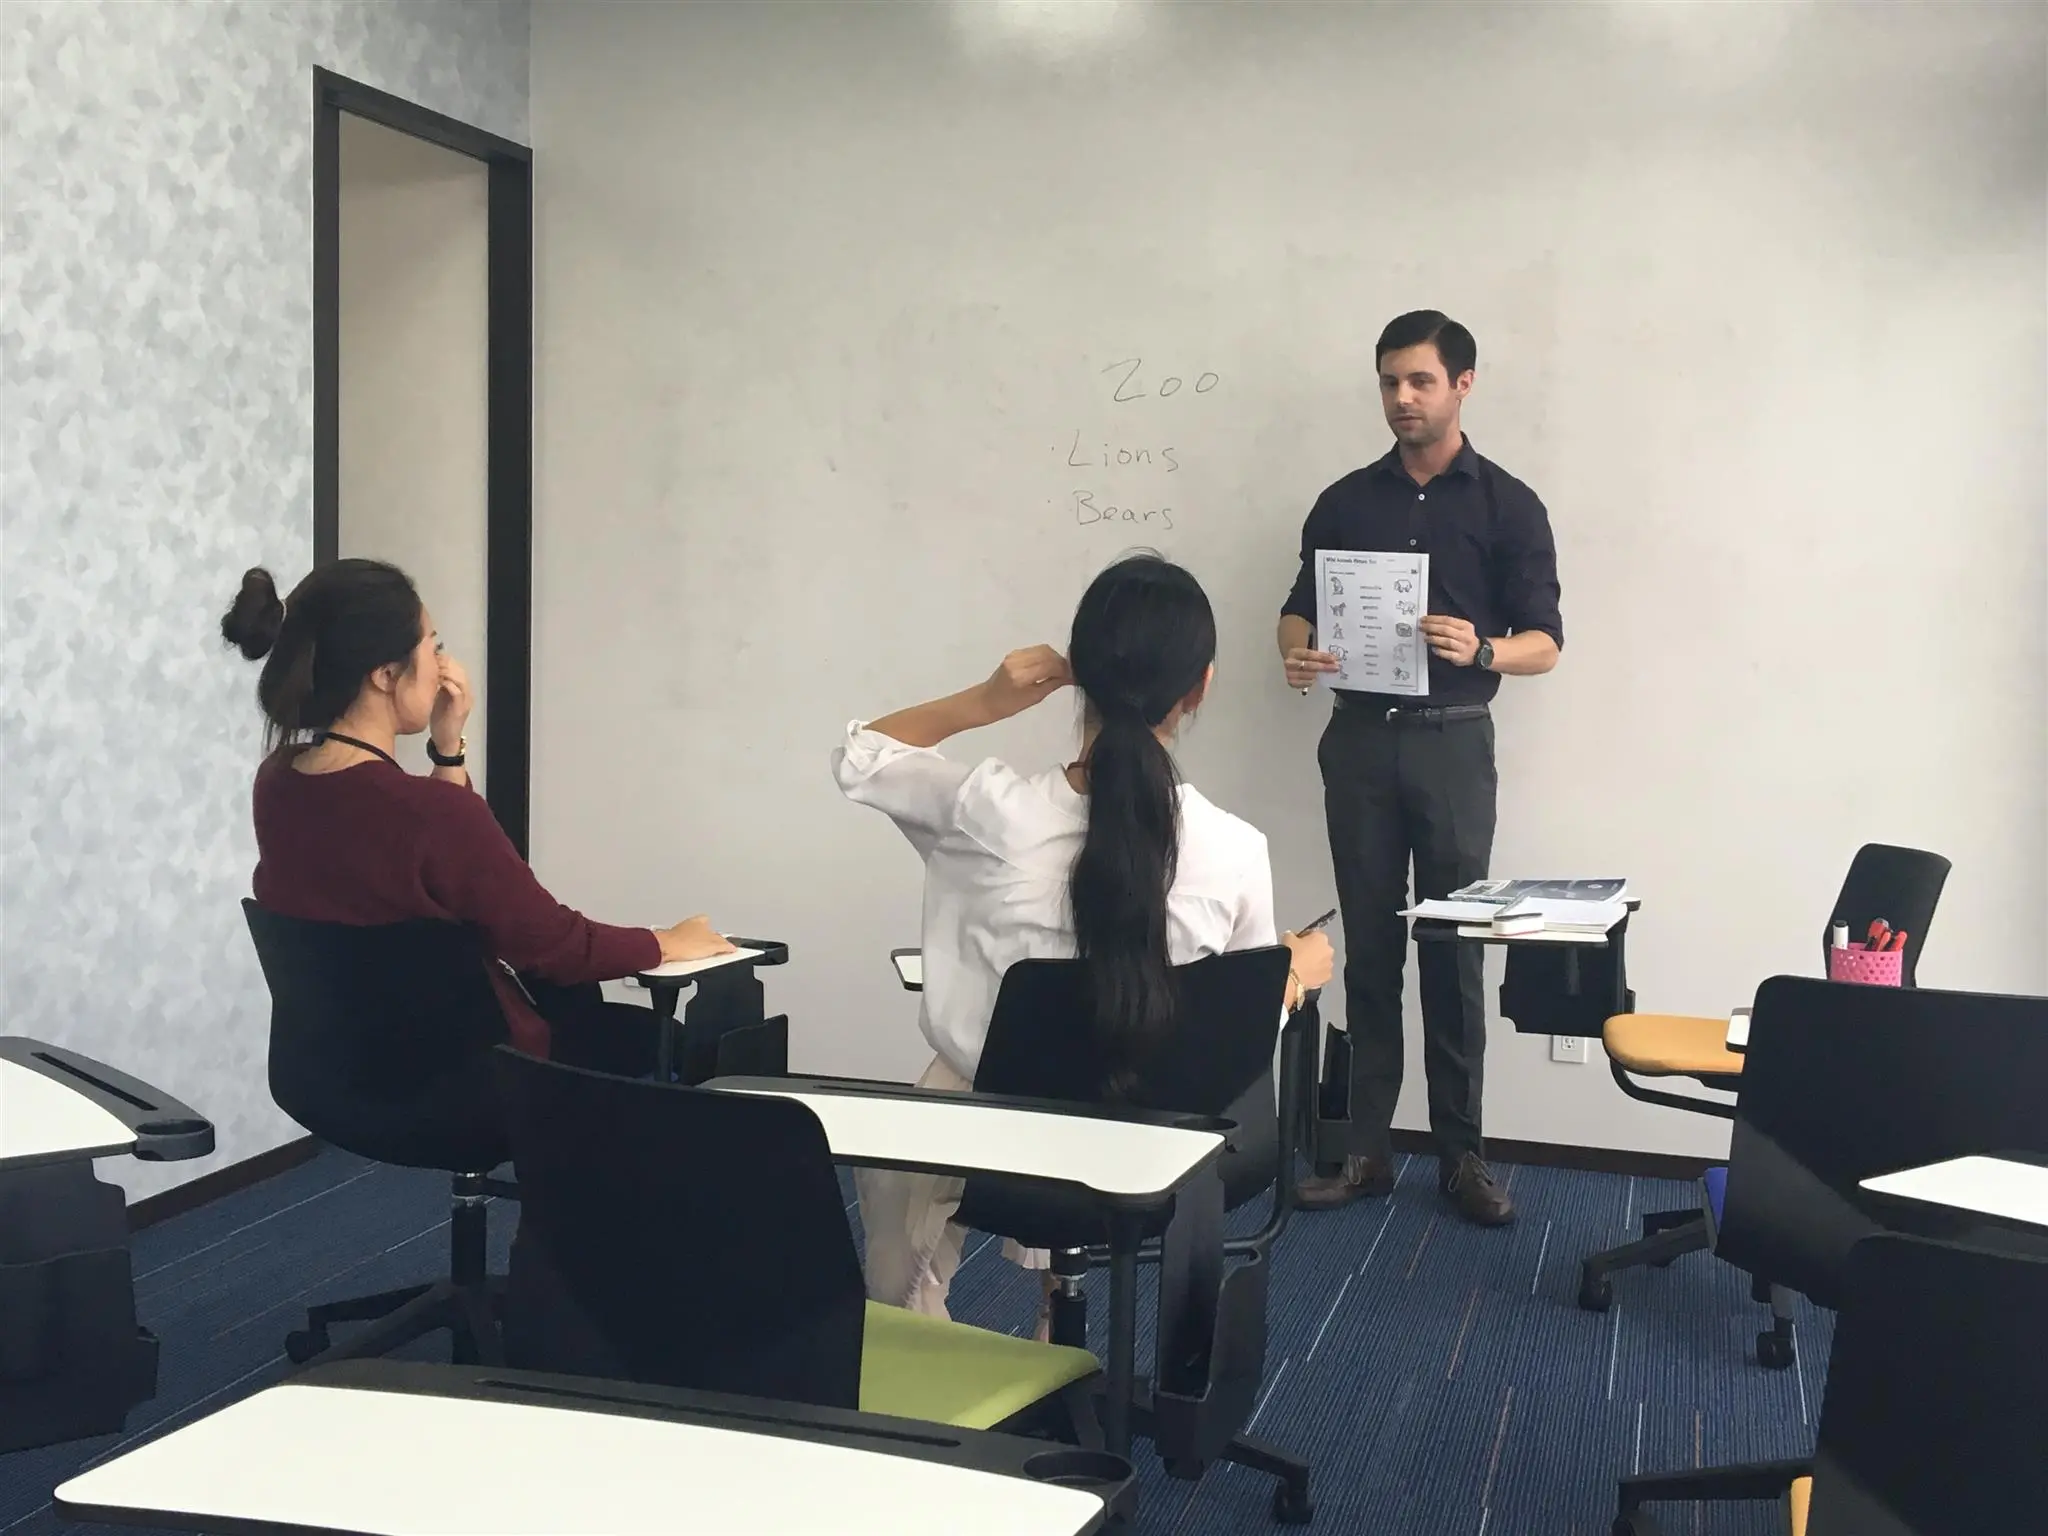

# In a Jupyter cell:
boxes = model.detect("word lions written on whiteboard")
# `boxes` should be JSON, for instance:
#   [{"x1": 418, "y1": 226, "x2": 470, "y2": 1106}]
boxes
[{"x1": 1061, "y1": 358, "x2": 1218, "y2": 532}]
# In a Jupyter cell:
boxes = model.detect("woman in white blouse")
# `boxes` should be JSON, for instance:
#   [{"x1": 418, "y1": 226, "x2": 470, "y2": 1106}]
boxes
[{"x1": 833, "y1": 554, "x2": 1336, "y2": 1331}]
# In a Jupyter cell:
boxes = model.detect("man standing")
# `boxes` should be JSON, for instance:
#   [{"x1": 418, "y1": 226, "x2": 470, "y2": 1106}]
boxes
[{"x1": 1278, "y1": 311, "x2": 1562, "y2": 1226}]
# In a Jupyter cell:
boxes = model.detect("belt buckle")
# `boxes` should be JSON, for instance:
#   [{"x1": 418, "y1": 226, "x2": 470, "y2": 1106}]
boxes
[{"x1": 1385, "y1": 707, "x2": 1400, "y2": 724}]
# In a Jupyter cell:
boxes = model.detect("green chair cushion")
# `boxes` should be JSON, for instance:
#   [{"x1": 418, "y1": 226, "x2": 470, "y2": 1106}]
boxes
[{"x1": 858, "y1": 1301, "x2": 1099, "y2": 1430}]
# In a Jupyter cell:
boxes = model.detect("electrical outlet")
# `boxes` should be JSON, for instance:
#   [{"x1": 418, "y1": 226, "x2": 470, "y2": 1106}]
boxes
[{"x1": 1550, "y1": 1034, "x2": 1588, "y2": 1064}]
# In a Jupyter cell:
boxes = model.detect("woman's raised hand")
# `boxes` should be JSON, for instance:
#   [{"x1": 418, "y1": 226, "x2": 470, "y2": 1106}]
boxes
[{"x1": 980, "y1": 645, "x2": 1073, "y2": 722}]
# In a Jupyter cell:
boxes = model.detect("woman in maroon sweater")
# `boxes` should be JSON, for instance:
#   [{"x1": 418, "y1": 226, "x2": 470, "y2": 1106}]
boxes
[{"x1": 223, "y1": 559, "x2": 732, "y2": 1061}]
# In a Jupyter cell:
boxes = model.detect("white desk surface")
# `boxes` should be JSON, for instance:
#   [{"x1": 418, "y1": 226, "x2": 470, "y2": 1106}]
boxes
[
  {"x1": 0, "y1": 1053, "x2": 136, "y2": 1168},
  {"x1": 718, "y1": 1083, "x2": 1222, "y2": 1202},
  {"x1": 1861, "y1": 1156, "x2": 2048, "y2": 1231},
  {"x1": 55, "y1": 1381, "x2": 1108, "y2": 1536},
  {"x1": 636, "y1": 946, "x2": 765, "y2": 982}
]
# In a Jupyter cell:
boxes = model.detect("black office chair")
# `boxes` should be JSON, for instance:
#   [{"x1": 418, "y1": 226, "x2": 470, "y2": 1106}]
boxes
[
  {"x1": 1612, "y1": 974, "x2": 2048, "y2": 1533},
  {"x1": 243, "y1": 901, "x2": 526, "y2": 1365},
  {"x1": 954, "y1": 947, "x2": 1315, "y2": 1524},
  {"x1": 1582, "y1": 843, "x2": 1951, "y2": 1366},
  {"x1": 1624, "y1": 1235, "x2": 2048, "y2": 1536},
  {"x1": 490, "y1": 1049, "x2": 1108, "y2": 1446}
]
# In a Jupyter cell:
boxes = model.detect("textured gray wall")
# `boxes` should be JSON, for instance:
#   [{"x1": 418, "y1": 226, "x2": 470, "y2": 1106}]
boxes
[{"x1": 0, "y1": 1, "x2": 528, "y2": 1198}]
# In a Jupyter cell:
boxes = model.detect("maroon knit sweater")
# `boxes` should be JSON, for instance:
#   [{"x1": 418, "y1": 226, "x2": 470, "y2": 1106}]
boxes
[{"x1": 250, "y1": 756, "x2": 660, "y2": 1057}]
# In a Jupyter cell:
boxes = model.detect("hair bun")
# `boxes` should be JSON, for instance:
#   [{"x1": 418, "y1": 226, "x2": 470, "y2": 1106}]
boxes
[{"x1": 221, "y1": 567, "x2": 286, "y2": 660}]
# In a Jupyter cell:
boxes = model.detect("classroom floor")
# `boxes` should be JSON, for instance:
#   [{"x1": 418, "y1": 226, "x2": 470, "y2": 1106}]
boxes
[{"x1": 0, "y1": 1148, "x2": 1828, "y2": 1536}]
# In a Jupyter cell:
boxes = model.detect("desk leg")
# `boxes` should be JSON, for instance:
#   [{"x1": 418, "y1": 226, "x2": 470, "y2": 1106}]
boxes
[
  {"x1": 649, "y1": 986, "x2": 681, "y2": 1082},
  {"x1": 1104, "y1": 1215, "x2": 1140, "y2": 1460}
]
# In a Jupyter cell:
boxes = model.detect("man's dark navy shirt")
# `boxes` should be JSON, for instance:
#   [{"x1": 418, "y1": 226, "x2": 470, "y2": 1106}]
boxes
[{"x1": 1282, "y1": 437, "x2": 1563, "y2": 707}]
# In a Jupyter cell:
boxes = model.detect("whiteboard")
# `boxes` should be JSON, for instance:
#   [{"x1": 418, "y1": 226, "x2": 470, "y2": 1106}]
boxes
[{"x1": 529, "y1": 2, "x2": 2047, "y2": 1155}]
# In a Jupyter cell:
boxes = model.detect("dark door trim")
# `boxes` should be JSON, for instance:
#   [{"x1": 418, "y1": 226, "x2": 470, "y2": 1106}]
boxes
[{"x1": 312, "y1": 68, "x2": 534, "y2": 857}]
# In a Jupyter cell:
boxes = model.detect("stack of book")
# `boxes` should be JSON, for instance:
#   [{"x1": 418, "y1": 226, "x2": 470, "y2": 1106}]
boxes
[{"x1": 1403, "y1": 878, "x2": 1630, "y2": 936}]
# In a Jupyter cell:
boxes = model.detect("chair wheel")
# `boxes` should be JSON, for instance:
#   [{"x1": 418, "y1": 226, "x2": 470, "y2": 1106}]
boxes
[
  {"x1": 1578, "y1": 1272, "x2": 1614, "y2": 1312},
  {"x1": 1272, "y1": 1479, "x2": 1314, "y2": 1524},
  {"x1": 284, "y1": 1329, "x2": 326, "y2": 1364},
  {"x1": 1756, "y1": 1330, "x2": 1794, "y2": 1370}
]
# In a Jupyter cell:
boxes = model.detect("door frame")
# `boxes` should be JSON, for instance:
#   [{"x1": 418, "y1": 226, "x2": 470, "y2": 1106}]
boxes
[{"x1": 312, "y1": 68, "x2": 535, "y2": 856}]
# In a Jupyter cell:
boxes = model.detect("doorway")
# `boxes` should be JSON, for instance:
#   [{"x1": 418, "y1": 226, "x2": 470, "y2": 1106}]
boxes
[{"x1": 312, "y1": 70, "x2": 534, "y2": 855}]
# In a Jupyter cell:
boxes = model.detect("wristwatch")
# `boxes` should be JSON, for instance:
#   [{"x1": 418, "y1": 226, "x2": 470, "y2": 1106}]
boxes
[
  {"x1": 1474, "y1": 639, "x2": 1495, "y2": 671},
  {"x1": 427, "y1": 735, "x2": 467, "y2": 768}
]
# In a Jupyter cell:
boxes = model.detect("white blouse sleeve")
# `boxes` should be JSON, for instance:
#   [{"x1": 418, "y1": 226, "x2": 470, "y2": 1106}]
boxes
[
  {"x1": 832, "y1": 721, "x2": 973, "y2": 861},
  {"x1": 1232, "y1": 832, "x2": 1280, "y2": 950}
]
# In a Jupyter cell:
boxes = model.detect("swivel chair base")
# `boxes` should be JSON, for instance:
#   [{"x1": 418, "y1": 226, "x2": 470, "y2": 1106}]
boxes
[
  {"x1": 285, "y1": 1172, "x2": 510, "y2": 1368},
  {"x1": 1612, "y1": 1456, "x2": 1809, "y2": 1535}
]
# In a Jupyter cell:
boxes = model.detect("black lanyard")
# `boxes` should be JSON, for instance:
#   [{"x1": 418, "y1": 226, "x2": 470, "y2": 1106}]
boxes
[{"x1": 316, "y1": 731, "x2": 400, "y2": 770}]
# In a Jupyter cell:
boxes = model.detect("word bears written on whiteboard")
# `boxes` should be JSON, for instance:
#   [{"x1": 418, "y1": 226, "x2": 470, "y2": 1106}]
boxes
[
  {"x1": 1072, "y1": 490, "x2": 1174, "y2": 530},
  {"x1": 1100, "y1": 358, "x2": 1220, "y2": 405}
]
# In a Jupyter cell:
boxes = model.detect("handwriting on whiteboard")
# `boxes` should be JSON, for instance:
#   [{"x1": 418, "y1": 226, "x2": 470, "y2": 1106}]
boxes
[
  {"x1": 1061, "y1": 429, "x2": 1180, "y2": 473},
  {"x1": 1073, "y1": 491, "x2": 1175, "y2": 529},
  {"x1": 1101, "y1": 358, "x2": 1221, "y2": 404},
  {"x1": 1049, "y1": 358, "x2": 1218, "y2": 532}
]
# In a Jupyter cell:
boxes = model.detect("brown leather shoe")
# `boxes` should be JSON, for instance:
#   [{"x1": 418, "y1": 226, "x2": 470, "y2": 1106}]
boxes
[
  {"x1": 1294, "y1": 1155, "x2": 1397, "y2": 1210},
  {"x1": 1441, "y1": 1153, "x2": 1515, "y2": 1226}
]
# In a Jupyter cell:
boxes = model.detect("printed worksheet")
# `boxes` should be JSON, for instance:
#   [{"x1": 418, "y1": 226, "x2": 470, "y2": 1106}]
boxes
[{"x1": 1314, "y1": 550, "x2": 1429, "y2": 697}]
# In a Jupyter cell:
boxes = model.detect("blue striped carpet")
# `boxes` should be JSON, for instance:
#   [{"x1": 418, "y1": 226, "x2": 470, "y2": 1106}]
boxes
[{"x1": 1, "y1": 1148, "x2": 1827, "y2": 1535}]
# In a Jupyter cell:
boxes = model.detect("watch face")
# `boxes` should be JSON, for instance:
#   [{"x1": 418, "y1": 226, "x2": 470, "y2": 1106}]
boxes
[{"x1": 1476, "y1": 640, "x2": 1494, "y2": 668}]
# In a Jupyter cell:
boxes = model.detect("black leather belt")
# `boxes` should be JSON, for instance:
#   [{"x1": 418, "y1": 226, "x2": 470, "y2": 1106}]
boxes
[{"x1": 1332, "y1": 695, "x2": 1491, "y2": 725}]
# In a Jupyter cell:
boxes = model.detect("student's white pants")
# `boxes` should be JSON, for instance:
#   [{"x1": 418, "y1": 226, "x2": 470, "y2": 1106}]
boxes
[{"x1": 854, "y1": 1054, "x2": 1049, "y2": 1318}]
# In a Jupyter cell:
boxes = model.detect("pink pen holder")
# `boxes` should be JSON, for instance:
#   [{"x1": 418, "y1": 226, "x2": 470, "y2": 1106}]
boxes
[{"x1": 1829, "y1": 944, "x2": 1902, "y2": 987}]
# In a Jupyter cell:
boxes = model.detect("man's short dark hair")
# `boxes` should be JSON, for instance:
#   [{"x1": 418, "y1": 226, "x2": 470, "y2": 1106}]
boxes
[{"x1": 1375, "y1": 310, "x2": 1476, "y2": 380}]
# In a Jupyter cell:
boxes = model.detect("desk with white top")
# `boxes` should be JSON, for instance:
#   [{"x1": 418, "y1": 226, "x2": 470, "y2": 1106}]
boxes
[
  {"x1": 706, "y1": 1074, "x2": 1226, "y2": 1462},
  {"x1": 1861, "y1": 1154, "x2": 2048, "y2": 1234},
  {"x1": 53, "y1": 1360, "x2": 1128, "y2": 1536},
  {"x1": 0, "y1": 1037, "x2": 213, "y2": 1172},
  {"x1": 631, "y1": 938, "x2": 791, "y2": 1083}
]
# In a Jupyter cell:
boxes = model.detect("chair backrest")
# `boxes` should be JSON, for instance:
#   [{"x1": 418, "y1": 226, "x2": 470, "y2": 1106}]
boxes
[
  {"x1": 976, "y1": 947, "x2": 1291, "y2": 1112},
  {"x1": 1717, "y1": 974, "x2": 2048, "y2": 1308},
  {"x1": 1810, "y1": 1235, "x2": 2048, "y2": 1536},
  {"x1": 241, "y1": 900, "x2": 510, "y2": 1172},
  {"x1": 1823, "y1": 843, "x2": 1950, "y2": 986},
  {"x1": 490, "y1": 1048, "x2": 867, "y2": 1409},
  {"x1": 964, "y1": 948, "x2": 1290, "y2": 1231}
]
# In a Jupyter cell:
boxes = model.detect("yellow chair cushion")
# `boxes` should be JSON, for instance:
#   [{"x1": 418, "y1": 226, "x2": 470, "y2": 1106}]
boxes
[
  {"x1": 1603, "y1": 1013, "x2": 1746, "y2": 1078},
  {"x1": 1787, "y1": 1475, "x2": 1812, "y2": 1536},
  {"x1": 858, "y1": 1300, "x2": 1099, "y2": 1430}
]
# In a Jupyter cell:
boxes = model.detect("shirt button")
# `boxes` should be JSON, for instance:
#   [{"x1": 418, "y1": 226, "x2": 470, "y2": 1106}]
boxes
[
  {"x1": 1409, "y1": 539, "x2": 1417, "y2": 547},
  {"x1": 1417, "y1": 492, "x2": 1426, "y2": 501}
]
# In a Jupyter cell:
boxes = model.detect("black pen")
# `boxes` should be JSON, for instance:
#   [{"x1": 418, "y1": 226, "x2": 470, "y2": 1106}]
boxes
[{"x1": 1297, "y1": 907, "x2": 1339, "y2": 935}]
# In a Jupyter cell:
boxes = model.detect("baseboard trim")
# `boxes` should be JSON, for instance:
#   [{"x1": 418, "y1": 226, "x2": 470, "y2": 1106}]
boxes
[
  {"x1": 1390, "y1": 1128, "x2": 1711, "y2": 1182},
  {"x1": 129, "y1": 1135, "x2": 323, "y2": 1231}
]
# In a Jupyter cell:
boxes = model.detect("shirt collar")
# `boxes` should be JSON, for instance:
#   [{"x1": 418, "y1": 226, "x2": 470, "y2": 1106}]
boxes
[{"x1": 1371, "y1": 435, "x2": 1481, "y2": 482}]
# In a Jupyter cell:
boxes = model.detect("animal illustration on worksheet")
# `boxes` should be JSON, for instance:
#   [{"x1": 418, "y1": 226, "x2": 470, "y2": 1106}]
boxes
[
  {"x1": 1394, "y1": 578, "x2": 1413, "y2": 594},
  {"x1": 1394, "y1": 622, "x2": 1413, "y2": 638},
  {"x1": 1329, "y1": 602, "x2": 1347, "y2": 619},
  {"x1": 1397, "y1": 599, "x2": 1417, "y2": 617}
]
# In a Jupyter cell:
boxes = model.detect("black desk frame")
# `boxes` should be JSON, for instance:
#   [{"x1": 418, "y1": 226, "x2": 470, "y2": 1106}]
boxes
[{"x1": 636, "y1": 938, "x2": 791, "y2": 1084}]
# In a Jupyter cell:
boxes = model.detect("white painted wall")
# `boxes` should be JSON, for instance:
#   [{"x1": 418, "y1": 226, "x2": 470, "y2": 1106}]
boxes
[
  {"x1": 338, "y1": 114, "x2": 491, "y2": 784},
  {"x1": 527, "y1": 1, "x2": 2046, "y2": 1158}
]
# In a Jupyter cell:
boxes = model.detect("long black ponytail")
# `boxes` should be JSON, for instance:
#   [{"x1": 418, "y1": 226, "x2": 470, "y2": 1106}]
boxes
[{"x1": 1066, "y1": 554, "x2": 1217, "y2": 1100}]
